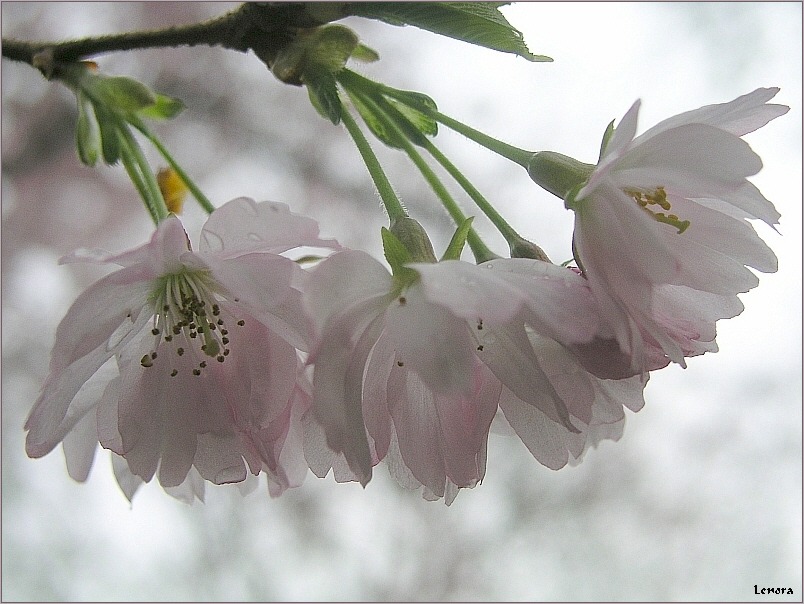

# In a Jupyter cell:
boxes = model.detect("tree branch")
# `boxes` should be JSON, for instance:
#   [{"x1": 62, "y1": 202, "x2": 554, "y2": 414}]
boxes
[{"x1": 1, "y1": 3, "x2": 341, "y2": 76}]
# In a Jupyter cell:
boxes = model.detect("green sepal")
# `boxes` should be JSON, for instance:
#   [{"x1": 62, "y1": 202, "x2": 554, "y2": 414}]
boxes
[
  {"x1": 598, "y1": 119, "x2": 616, "y2": 161},
  {"x1": 272, "y1": 24, "x2": 361, "y2": 85},
  {"x1": 381, "y1": 226, "x2": 413, "y2": 277},
  {"x1": 306, "y1": 68, "x2": 343, "y2": 124},
  {"x1": 346, "y1": 2, "x2": 551, "y2": 62},
  {"x1": 351, "y1": 43, "x2": 380, "y2": 63},
  {"x1": 389, "y1": 216, "x2": 437, "y2": 263},
  {"x1": 75, "y1": 93, "x2": 100, "y2": 166},
  {"x1": 563, "y1": 182, "x2": 586, "y2": 211},
  {"x1": 138, "y1": 94, "x2": 185, "y2": 120},
  {"x1": 441, "y1": 216, "x2": 474, "y2": 261}
]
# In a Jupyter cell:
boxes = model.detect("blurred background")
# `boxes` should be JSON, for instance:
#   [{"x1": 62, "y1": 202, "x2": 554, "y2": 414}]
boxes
[{"x1": 2, "y1": 2, "x2": 801, "y2": 601}]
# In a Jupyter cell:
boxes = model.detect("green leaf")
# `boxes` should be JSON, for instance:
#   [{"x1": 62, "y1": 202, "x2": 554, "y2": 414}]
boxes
[
  {"x1": 346, "y1": 2, "x2": 551, "y2": 62},
  {"x1": 381, "y1": 226, "x2": 412, "y2": 274},
  {"x1": 90, "y1": 76, "x2": 157, "y2": 113},
  {"x1": 138, "y1": 94, "x2": 185, "y2": 120},
  {"x1": 75, "y1": 93, "x2": 99, "y2": 166},
  {"x1": 305, "y1": 68, "x2": 343, "y2": 124},
  {"x1": 441, "y1": 217, "x2": 474, "y2": 261}
]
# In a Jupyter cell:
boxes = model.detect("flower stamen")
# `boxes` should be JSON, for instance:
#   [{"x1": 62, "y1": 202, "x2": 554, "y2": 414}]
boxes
[
  {"x1": 145, "y1": 270, "x2": 247, "y2": 375},
  {"x1": 626, "y1": 187, "x2": 691, "y2": 234}
]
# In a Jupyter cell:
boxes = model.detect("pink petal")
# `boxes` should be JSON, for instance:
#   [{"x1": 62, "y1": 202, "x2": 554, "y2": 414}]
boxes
[
  {"x1": 200, "y1": 197, "x2": 339, "y2": 255},
  {"x1": 304, "y1": 250, "x2": 393, "y2": 334},
  {"x1": 384, "y1": 283, "x2": 474, "y2": 396},
  {"x1": 411, "y1": 260, "x2": 528, "y2": 325},
  {"x1": 111, "y1": 454, "x2": 143, "y2": 502},
  {"x1": 636, "y1": 87, "x2": 788, "y2": 140},
  {"x1": 615, "y1": 124, "x2": 763, "y2": 193},
  {"x1": 62, "y1": 411, "x2": 98, "y2": 482}
]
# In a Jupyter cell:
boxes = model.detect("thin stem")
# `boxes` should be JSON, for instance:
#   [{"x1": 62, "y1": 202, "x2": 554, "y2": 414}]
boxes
[
  {"x1": 118, "y1": 127, "x2": 169, "y2": 222},
  {"x1": 339, "y1": 106, "x2": 407, "y2": 222},
  {"x1": 340, "y1": 69, "x2": 534, "y2": 167},
  {"x1": 422, "y1": 138, "x2": 520, "y2": 243},
  {"x1": 428, "y1": 110, "x2": 534, "y2": 167},
  {"x1": 348, "y1": 87, "x2": 495, "y2": 263},
  {"x1": 137, "y1": 124, "x2": 215, "y2": 214}
]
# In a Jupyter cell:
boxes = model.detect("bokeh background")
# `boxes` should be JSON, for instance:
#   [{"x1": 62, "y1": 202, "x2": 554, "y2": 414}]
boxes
[{"x1": 2, "y1": 2, "x2": 801, "y2": 601}]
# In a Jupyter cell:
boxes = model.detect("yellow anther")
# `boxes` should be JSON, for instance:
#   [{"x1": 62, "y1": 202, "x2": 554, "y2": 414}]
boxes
[{"x1": 626, "y1": 186, "x2": 689, "y2": 234}]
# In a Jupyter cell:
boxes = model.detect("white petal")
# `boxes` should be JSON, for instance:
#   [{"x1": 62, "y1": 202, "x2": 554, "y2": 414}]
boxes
[
  {"x1": 193, "y1": 433, "x2": 247, "y2": 484},
  {"x1": 386, "y1": 363, "x2": 446, "y2": 497},
  {"x1": 304, "y1": 250, "x2": 393, "y2": 334},
  {"x1": 310, "y1": 297, "x2": 387, "y2": 485},
  {"x1": 62, "y1": 411, "x2": 98, "y2": 482},
  {"x1": 498, "y1": 388, "x2": 583, "y2": 470},
  {"x1": 480, "y1": 258, "x2": 601, "y2": 344},
  {"x1": 601, "y1": 99, "x2": 641, "y2": 162},
  {"x1": 200, "y1": 197, "x2": 338, "y2": 255},
  {"x1": 474, "y1": 323, "x2": 577, "y2": 432},
  {"x1": 111, "y1": 453, "x2": 142, "y2": 502},
  {"x1": 385, "y1": 283, "x2": 474, "y2": 395},
  {"x1": 411, "y1": 260, "x2": 527, "y2": 325},
  {"x1": 615, "y1": 124, "x2": 763, "y2": 193},
  {"x1": 635, "y1": 87, "x2": 788, "y2": 141}
]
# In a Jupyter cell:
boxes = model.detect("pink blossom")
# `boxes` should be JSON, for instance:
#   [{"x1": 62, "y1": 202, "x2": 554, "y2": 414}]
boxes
[
  {"x1": 25, "y1": 197, "x2": 334, "y2": 501},
  {"x1": 569, "y1": 88, "x2": 787, "y2": 372},
  {"x1": 303, "y1": 251, "x2": 646, "y2": 502}
]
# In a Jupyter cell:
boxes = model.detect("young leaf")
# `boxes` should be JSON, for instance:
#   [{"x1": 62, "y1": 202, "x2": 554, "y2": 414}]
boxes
[
  {"x1": 346, "y1": 90, "x2": 402, "y2": 148},
  {"x1": 305, "y1": 68, "x2": 343, "y2": 124},
  {"x1": 441, "y1": 216, "x2": 474, "y2": 261},
  {"x1": 346, "y1": 2, "x2": 551, "y2": 62},
  {"x1": 92, "y1": 104, "x2": 122, "y2": 164},
  {"x1": 387, "y1": 98, "x2": 437, "y2": 139},
  {"x1": 90, "y1": 76, "x2": 157, "y2": 113},
  {"x1": 138, "y1": 94, "x2": 185, "y2": 120},
  {"x1": 75, "y1": 93, "x2": 99, "y2": 166}
]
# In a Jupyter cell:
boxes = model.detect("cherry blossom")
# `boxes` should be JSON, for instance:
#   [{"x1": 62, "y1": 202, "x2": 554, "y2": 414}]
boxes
[
  {"x1": 535, "y1": 88, "x2": 787, "y2": 373},
  {"x1": 25, "y1": 197, "x2": 335, "y2": 501},
  {"x1": 303, "y1": 250, "x2": 646, "y2": 502}
]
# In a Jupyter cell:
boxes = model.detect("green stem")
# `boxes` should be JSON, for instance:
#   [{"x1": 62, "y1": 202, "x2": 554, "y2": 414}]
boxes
[
  {"x1": 339, "y1": 106, "x2": 407, "y2": 222},
  {"x1": 340, "y1": 69, "x2": 533, "y2": 167},
  {"x1": 348, "y1": 87, "x2": 495, "y2": 263},
  {"x1": 427, "y1": 110, "x2": 533, "y2": 167},
  {"x1": 422, "y1": 138, "x2": 521, "y2": 240},
  {"x1": 118, "y1": 126, "x2": 169, "y2": 222},
  {"x1": 137, "y1": 123, "x2": 215, "y2": 214}
]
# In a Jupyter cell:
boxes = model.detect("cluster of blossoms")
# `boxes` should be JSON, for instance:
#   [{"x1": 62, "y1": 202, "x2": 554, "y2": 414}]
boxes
[{"x1": 25, "y1": 88, "x2": 787, "y2": 504}]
